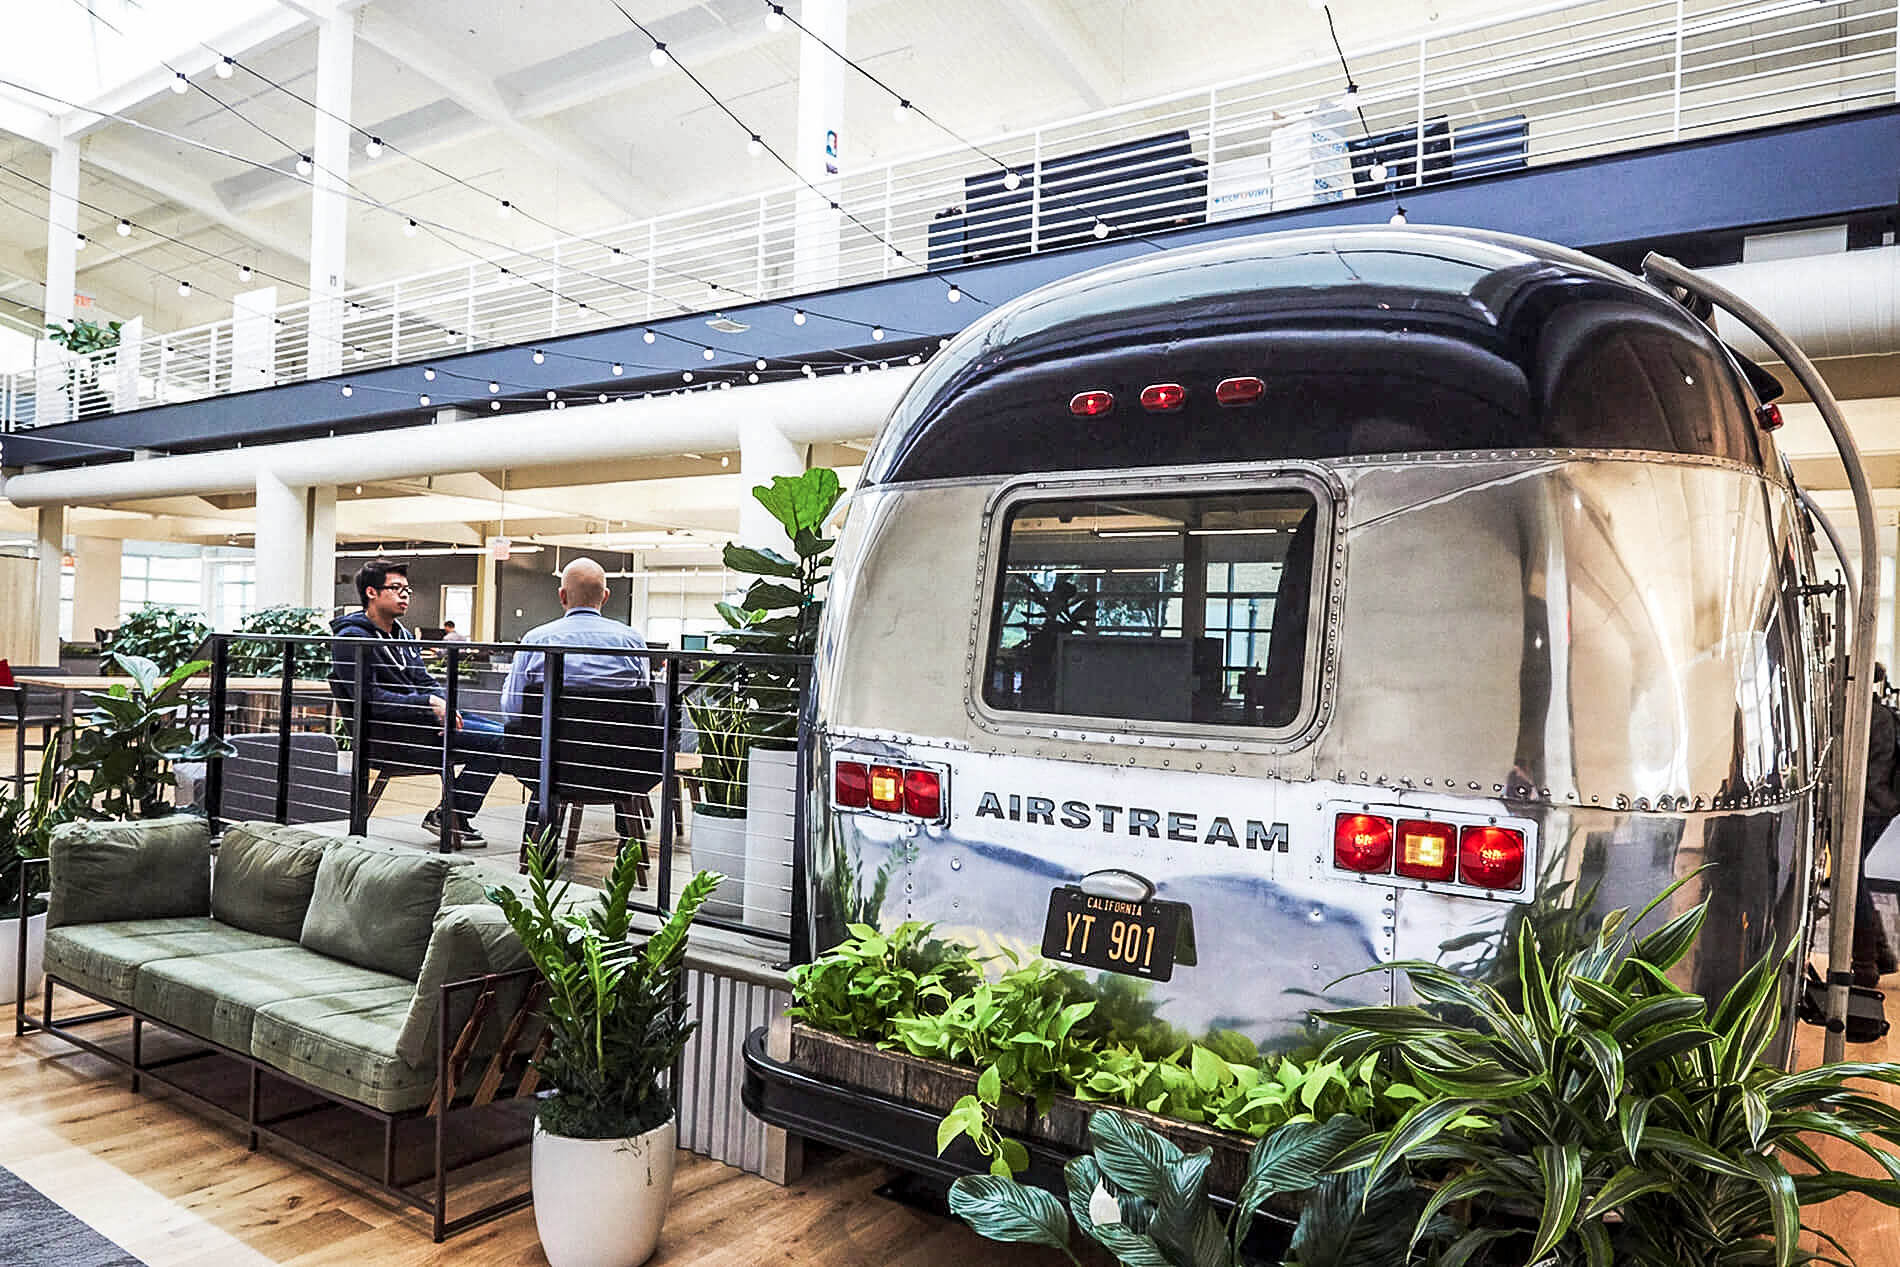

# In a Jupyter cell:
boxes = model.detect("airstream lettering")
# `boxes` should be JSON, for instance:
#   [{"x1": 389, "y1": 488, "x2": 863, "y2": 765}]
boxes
[
  {"x1": 971, "y1": 788, "x2": 1290, "y2": 851},
  {"x1": 757, "y1": 227, "x2": 1859, "y2": 1151}
]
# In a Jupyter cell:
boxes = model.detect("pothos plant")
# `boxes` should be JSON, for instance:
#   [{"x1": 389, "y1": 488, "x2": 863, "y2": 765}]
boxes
[{"x1": 64, "y1": 652, "x2": 233, "y2": 819}]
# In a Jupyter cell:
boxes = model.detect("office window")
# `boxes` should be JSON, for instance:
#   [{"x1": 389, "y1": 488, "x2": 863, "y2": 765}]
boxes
[{"x1": 121, "y1": 552, "x2": 205, "y2": 616}]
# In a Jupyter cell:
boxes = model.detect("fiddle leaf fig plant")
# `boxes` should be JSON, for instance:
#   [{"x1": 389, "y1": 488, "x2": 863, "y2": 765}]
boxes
[{"x1": 65, "y1": 652, "x2": 233, "y2": 819}]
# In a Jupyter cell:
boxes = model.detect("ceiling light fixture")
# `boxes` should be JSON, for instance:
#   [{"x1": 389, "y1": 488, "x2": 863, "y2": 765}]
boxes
[
  {"x1": 792, "y1": 309, "x2": 806, "y2": 325},
  {"x1": 419, "y1": 394, "x2": 430, "y2": 405},
  {"x1": 498, "y1": 199, "x2": 512, "y2": 217},
  {"x1": 116, "y1": 218, "x2": 131, "y2": 237},
  {"x1": 891, "y1": 98, "x2": 911, "y2": 123},
  {"x1": 682, "y1": 370, "x2": 694, "y2": 382},
  {"x1": 295, "y1": 155, "x2": 312, "y2": 176},
  {"x1": 491, "y1": 400, "x2": 502, "y2": 410},
  {"x1": 488, "y1": 380, "x2": 500, "y2": 393},
  {"x1": 170, "y1": 71, "x2": 189, "y2": 94},
  {"x1": 766, "y1": 4, "x2": 786, "y2": 31},
  {"x1": 650, "y1": 42, "x2": 670, "y2": 67},
  {"x1": 341, "y1": 385, "x2": 353, "y2": 397},
  {"x1": 177, "y1": 280, "x2": 191, "y2": 297},
  {"x1": 532, "y1": 350, "x2": 545, "y2": 364},
  {"x1": 404, "y1": 218, "x2": 418, "y2": 236},
  {"x1": 701, "y1": 346, "x2": 715, "y2": 360},
  {"x1": 364, "y1": 136, "x2": 384, "y2": 158},
  {"x1": 1389, "y1": 205, "x2": 1408, "y2": 225},
  {"x1": 642, "y1": 329, "x2": 656, "y2": 343},
  {"x1": 216, "y1": 57, "x2": 234, "y2": 79},
  {"x1": 423, "y1": 367, "x2": 436, "y2": 381},
  {"x1": 73, "y1": 232, "x2": 85, "y2": 250},
  {"x1": 747, "y1": 134, "x2": 764, "y2": 157},
  {"x1": 238, "y1": 264, "x2": 252, "y2": 281},
  {"x1": 947, "y1": 285, "x2": 961, "y2": 303},
  {"x1": 611, "y1": 362, "x2": 623, "y2": 375}
]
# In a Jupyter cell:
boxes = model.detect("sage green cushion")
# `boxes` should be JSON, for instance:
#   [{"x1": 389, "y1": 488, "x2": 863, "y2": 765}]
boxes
[
  {"x1": 213, "y1": 823, "x2": 334, "y2": 940},
  {"x1": 47, "y1": 815, "x2": 210, "y2": 928},
  {"x1": 134, "y1": 945, "x2": 411, "y2": 1051},
  {"x1": 395, "y1": 904, "x2": 532, "y2": 1067},
  {"x1": 298, "y1": 841, "x2": 463, "y2": 980},
  {"x1": 40, "y1": 917, "x2": 285, "y2": 1003},
  {"x1": 251, "y1": 989, "x2": 436, "y2": 1112}
]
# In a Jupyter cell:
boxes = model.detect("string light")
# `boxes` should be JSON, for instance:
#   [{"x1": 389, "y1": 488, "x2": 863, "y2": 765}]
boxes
[
  {"x1": 801, "y1": 364, "x2": 814, "y2": 377},
  {"x1": 649, "y1": 42, "x2": 670, "y2": 67},
  {"x1": 364, "y1": 136, "x2": 384, "y2": 158},
  {"x1": 404, "y1": 218, "x2": 418, "y2": 236},
  {"x1": 681, "y1": 370, "x2": 694, "y2": 382},
  {"x1": 419, "y1": 394, "x2": 431, "y2": 405},
  {"x1": 891, "y1": 99, "x2": 911, "y2": 123},
  {"x1": 545, "y1": 390, "x2": 557, "y2": 400},
  {"x1": 871, "y1": 326, "x2": 884, "y2": 340},
  {"x1": 766, "y1": 4, "x2": 785, "y2": 30},
  {"x1": 1389, "y1": 206, "x2": 1408, "y2": 225},
  {"x1": 947, "y1": 285, "x2": 961, "y2": 303},
  {"x1": 423, "y1": 367, "x2": 436, "y2": 381},
  {"x1": 532, "y1": 350, "x2": 546, "y2": 364},
  {"x1": 1092, "y1": 219, "x2": 1110, "y2": 239},
  {"x1": 701, "y1": 346, "x2": 715, "y2": 361},
  {"x1": 238, "y1": 264, "x2": 252, "y2": 281},
  {"x1": 642, "y1": 329, "x2": 656, "y2": 343},
  {"x1": 489, "y1": 380, "x2": 501, "y2": 392},
  {"x1": 748, "y1": 372, "x2": 759, "y2": 383},
  {"x1": 497, "y1": 199, "x2": 513, "y2": 218},
  {"x1": 170, "y1": 71, "x2": 189, "y2": 94},
  {"x1": 755, "y1": 358, "x2": 767, "y2": 369},
  {"x1": 1003, "y1": 171, "x2": 1021, "y2": 190},
  {"x1": 215, "y1": 56, "x2": 235, "y2": 79},
  {"x1": 793, "y1": 309, "x2": 806, "y2": 325},
  {"x1": 73, "y1": 232, "x2": 85, "y2": 250},
  {"x1": 295, "y1": 155, "x2": 312, "y2": 176},
  {"x1": 177, "y1": 280, "x2": 192, "y2": 297},
  {"x1": 598, "y1": 393, "x2": 609, "y2": 403},
  {"x1": 341, "y1": 385, "x2": 353, "y2": 397},
  {"x1": 611, "y1": 362, "x2": 623, "y2": 375},
  {"x1": 116, "y1": 218, "x2": 130, "y2": 236},
  {"x1": 491, "y1": 400, "x2": 502, "y2": 410},
  {"x1": 555, "y1": 399, "x2": 566, "y2": 409},
  {"x1": 352, "y1": 347, "x2": 365, "y2": 360},
  {"x1": 747, "y1": 134, "x2": 764, "y2": 157}
]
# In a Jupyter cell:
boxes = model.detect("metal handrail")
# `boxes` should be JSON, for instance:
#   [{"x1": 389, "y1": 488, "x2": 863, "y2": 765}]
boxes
[{"x1": 4, "y1": 0, "x2": 1892, "y2": 428}]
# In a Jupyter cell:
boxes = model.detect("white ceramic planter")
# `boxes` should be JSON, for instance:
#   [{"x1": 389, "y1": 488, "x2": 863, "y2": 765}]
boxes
[
  {"x1": 0, "y1": 912, "x2": 46, "y2": 1008},
  {"x1": 532, "y1": 1116, "x2": 677, "y2": 1267},
  {"x1": 743, "y1": 747, "x2": 798, "y2": 931},
  {"x1": 689, "y1": 803, "x2": 747, "y2": 921}
]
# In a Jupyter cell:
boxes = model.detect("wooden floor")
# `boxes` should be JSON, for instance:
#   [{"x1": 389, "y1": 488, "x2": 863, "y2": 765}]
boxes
[{"x1": 0, "y1": 1013, "x2": 1063, "y2": 1267}]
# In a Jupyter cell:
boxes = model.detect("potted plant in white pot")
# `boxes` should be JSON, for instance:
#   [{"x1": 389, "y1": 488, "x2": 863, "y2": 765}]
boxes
[
  {"x1": 682, "y1": 675, "x2": 750, "y2": 922},
  {"x1": 487, "y1": 842, "x2": 722, "y2": 1267},
  {"x1": 712, "y1": 467, "x2": 842, "y2": 931}
]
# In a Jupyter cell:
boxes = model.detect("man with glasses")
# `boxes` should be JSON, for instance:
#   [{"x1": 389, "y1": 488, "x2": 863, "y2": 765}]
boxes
[{"x1": 329, "y1": 557, "x2": 504, "y2": 847}]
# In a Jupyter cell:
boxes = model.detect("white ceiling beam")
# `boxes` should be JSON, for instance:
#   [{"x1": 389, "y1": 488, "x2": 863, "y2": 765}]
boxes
[
  {"x1": 353, "y1": 11, "x2": 653, "y2": 218},
  {"x1": 60, "y1": 9, "x2": 316, "y2": 140},
  {"x1": 76, "y1": 143, "x2": 313, "y2": 273},
  {"x1": 0, "y1": 96, "x2": 60, "y2": 149},
  {"x1": 998, "y1": 0, "x2": 1112, "y2": 110}
]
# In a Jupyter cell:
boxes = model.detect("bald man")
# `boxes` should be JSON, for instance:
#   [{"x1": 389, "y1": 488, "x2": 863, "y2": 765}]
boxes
[{"x1": 501, "y1": 557, "x2": 652, "y2": 721}]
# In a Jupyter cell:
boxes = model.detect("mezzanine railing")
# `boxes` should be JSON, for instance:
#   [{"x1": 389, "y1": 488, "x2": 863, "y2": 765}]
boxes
[{"x1": 3, "y1": 0, "x2": 1892, "y2": 430}]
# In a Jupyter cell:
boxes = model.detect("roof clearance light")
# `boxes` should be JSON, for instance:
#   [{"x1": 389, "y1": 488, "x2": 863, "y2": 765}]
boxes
[
  {"x1": 1458, "y1": 825, "x2": 1526, "y2": 891},
  {"x1": 1140, "y1": 383, "x2": 1187, "y2": 413},
  {"x1": 834, "y1": 760, "x2": 870, "y2": 809},
  {"x1": 1333, "y1": 813, "x2": 1393, "y2": 874},
  {"x1": 1394, "y1": 819, "x2": 1457, "y2": 882},
  {"x1": 1216, "y1": 376, "x2": 1266, "y2": 407},
  {"x1": 1756, "y1": 403, "x2": 1783, "y2": 431},
  {"x1": 1070, "y1": 390, "x2": 1115, "y2": 418},
  {"x1": 903, "y1": 768, "x2": 943, "y2": 820},
  {"x1": 868, "y1": 765, "x2": 905, "y2": 813}
]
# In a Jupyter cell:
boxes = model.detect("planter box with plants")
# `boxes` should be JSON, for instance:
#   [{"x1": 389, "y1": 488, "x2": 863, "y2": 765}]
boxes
[{"x1": 786, "y1": 881, "x2": 1900, "y2": 1266}]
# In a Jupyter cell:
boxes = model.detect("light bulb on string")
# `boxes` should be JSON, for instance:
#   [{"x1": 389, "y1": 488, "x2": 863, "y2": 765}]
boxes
[
  {"x1": 1092, "y1": 219, "x2": 1110, "y2": 239},
  {"x1": 682, "y1": 370, "x2": 694, "y2": 382},
  {"x1": 424, "y1": 368, "x2": 436, "y2": 381},
  {"x1": 702, "y1": 346, "x2": 716, "y2": 361},
  {"x1": 801, "y1": 364, "x2": 814, "y2": 377},
  {"x1": 611, "y1": 363, "x2": 623, "y2": 376},
  {"x1": 642, "y1": 329, "x2": 656, "y2": 343},
  {"x1": 1370, "y1": 163, "x2": 1388, "y2": 182},
  {"x1": 908, "y1": 355, "x2": 920, "y2": 364},
  {"x1": 891, "y1": 98, "x2": 911, "y2": 123},
  {"x1": 555, "y1": 400, "x2": 566, "y2": 410},
  {"x1": 116, "y1": 219, "x2": 131, "y2": 237},
  {"x1": 488, "y1": 380, "x2": 500, "y2": 393},
  {"x1": 295, "y1": 155, "x2": 312, "y2": 176},
  {"x1": 419, "y1": 394, "x2": 431, "y2": 406},
  {"x1": 766, "y1": 4, "x2": 785, "y2": 31},
  {"x1": 747, "y1": 135, "x2": 764, "y2": 158},
  {"x1": 177, "y1": 280, "x2": 192, "y2": 297},
  {"x1": 215, "y1": 57, "x2": 234, "y2": 79},
  {"x1": 491, "y1": 400, "x2": 501, "y2": 411},
  {"x1": 598, "y1": 394, "x2": 608, "y2": 403},
  {"x1": 404, "y1": 218, "x2": 418, "y2": 236},
  {"x1": 871, "y1": 327, "x2": 885, "y2": 341},
  {"x1": 748, "y1": 372, "x2": 759, "y2": 383},
  {"x1": 352, "y1": 347, "x2": 365, "y2": 361},
  {"x1": 74, "y1": 232, "x2": 85, "y2": 250},
  {"x1": 170, "y1": 71, "x2": 189, "y2": 94},
  {"x1": 1003, "y1": 170, "x2": 1021, "y2": 191},
  {"x1": 497, "y1": 199, "x2": 512, "y2": 218},
  {"x1": 532, "y1": 350, "x2": 545, "y2": 364},
  {"x1": 720, "y1": 381, "x2": 731, "y2": 390},
  {"x1": 364, "y1": 136, "x2": 383, "y2": 158},
  {"x1": 546, "y1": 391, "x2": 557, "y2": 401},
  {"x1": 792, "y1": 309, "x2": 806, "y2": 325},
  {"x1": 238, "y1": 264, "x2": 252, "y2": 281},
  {"x1": 1389, "y1": 206, "x2": 1408, "y2": 225},
  {"x1": 341, "y1": 385, "x2": 353, "y2": 397},
  {"x1": 650, "y1": 42, "x2": 670, "y2": 67},
  {"x1": 755, "y1": 358, "x2": 767, "y2": 370}
]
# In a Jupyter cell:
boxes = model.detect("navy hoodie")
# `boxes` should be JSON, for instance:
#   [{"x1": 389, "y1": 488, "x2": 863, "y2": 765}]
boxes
[{"x1": 328, "y1": 610, "x2": 443, "y2": 738}]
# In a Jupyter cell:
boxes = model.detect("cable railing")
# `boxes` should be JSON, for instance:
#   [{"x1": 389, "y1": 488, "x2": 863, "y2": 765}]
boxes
[
  {"x1": 2, "y1": 0, "x2": 1892, "y2": 431},
  {"x1": 193, "y1": 633, "x2": 812, "y2": 956}
]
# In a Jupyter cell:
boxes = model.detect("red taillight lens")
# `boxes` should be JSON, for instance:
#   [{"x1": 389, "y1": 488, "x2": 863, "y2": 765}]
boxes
[
  {"x1": 1215, "y1": 376, "x2": 1265, "y2": 407},
  {"x1": 1333, "y1": 814, "x2": 1393, "y2": 874},
  {"x1": 1459, "y1": 826, "x2": 1526, "y2": 890},
  {"x1": 1070, "y1": 390, "x2": 1115, "y2": 417},
  {"x1": 1756, "y1": 403, "x2": 1783, "y2": 431},
  {"x1": 1139, "y1": 383, "x2": 1186, "y2": 413},
  {"x1": 1394, "y1": 820, "x2": 1457, "y2": 882},
  {"x1": 834, "y1": 761, "x2": 869, "y2": 809},
  {"x1": 868, "y1": 765, "x2": 904, "y2": 813},
  {"x1": 904, "y1": 768, "x2": 942, "y2": 820}
]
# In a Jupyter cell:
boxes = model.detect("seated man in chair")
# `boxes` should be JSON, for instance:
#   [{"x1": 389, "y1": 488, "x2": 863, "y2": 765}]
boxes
[
  {"x1": 502, "y1": 558, "x2": 663, "y2": 850},
  {"x1": 330, "y1": 557, "x2": 505, "y2": 847}
]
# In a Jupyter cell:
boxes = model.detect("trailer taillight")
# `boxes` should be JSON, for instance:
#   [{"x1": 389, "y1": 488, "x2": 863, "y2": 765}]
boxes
[
  {"x1": 868, "y1": 765, "x2": 904, "y2": 812},
  {"x1": 834, "y1": 760, "x2": 870, "y2": 809},
  {"x1": 1395, "y1": 820, "x2": 1456, "y2": 881},
  {"x1": 1459, "y1": 826, "x2": 1526, "y2": 890},
  {"x1": 1334, "y1": 813, "x2": 1393, "y2": 873},
  {"x1": 1756, "y1": 403, "x2": 1783, "y2": 431},
  {"x1": 1070, "y1": 390, "x2": 1115, "y2": 417},
  {"x1": 1215, "y1": 376, "x2": 1265, "y2": 407},
  {"x1": 904, "y1": 768, "x2": 942, "y2": 819},
  {"x1": 1140, "y1": 383, "x2": 1187, "y2": 413}
]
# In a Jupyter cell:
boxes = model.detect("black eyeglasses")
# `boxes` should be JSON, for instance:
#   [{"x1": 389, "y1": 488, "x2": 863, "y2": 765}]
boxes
[{"x1": 377, "y1": 583, "x2": 414, "y2": 597}]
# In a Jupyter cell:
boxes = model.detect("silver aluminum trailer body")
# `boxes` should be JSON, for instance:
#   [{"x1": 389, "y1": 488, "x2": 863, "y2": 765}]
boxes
[{"x1": 802, "y1": 226, "x2": 1830, "y2": 1055}]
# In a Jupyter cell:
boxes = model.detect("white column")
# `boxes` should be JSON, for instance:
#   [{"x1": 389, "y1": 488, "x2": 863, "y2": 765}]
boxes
[
  {"x1": 791, "y1": 0, "x2": 846, "y2": 293},
  {"x1": 738, "y1": 417, "x2": 805, "y2": 547},
  {"x1": 44, "y1": 141, "x2": 79, "y2": 329},
  {"x1": 254, "y1": 471, "x2": 310, "y2": 609},
  {"x1": 33, "y1": 505, "x2": 65, "y2": 664},
  {"x1": 70, "y1": 537, "x2": 123, "y2": 644},
  {"x1": 306, "y1": 11, "x2": 355, "y2": 380},
  {"x1": 307, "y1": 485, "x2": 337, "y2": 614}
]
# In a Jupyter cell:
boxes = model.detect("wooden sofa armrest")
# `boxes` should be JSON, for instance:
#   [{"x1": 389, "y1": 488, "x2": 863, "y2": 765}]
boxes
[{"x1": 430, "y1": 967, "x2": 544, "y2": 1117}]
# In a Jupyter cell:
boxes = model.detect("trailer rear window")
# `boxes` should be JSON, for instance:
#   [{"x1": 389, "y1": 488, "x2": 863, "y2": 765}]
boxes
[{"x1": 982, "y1": 486, "x2": 1322, "y2": 732}]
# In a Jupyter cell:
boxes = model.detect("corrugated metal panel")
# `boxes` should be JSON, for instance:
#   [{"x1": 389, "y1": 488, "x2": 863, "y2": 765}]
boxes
[{"x1": 676, "y1": 962, "x2": 788, "y2": 1175}]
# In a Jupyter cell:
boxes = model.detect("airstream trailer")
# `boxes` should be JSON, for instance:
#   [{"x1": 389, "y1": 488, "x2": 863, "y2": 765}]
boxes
[{"x1": 749, "y1": 225, "x2": 1868, "y2": 1165}]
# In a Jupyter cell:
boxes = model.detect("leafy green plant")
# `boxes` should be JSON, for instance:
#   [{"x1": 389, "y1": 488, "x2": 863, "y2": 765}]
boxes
[
  {"x1": 949, "y1": 1109, "x2": 1441, "y2": 1267},
  {"x1": 683, "y1": 669, "x2": 749, "y2": 814},
  {"x1": 1325, "y1": 879, "x2": 1900, "y2": 1266},
  {"x1": 0, "y1": 747, "x2": 86, "y2": 919},
  {"x1": 44, "y1": 318, "x2": 122, "y2": 355},
  {"x1": 228, "y1": 605, "x2": 329, "y2": 679},
  {"x1": 786, "y1": 920, "x2": 981, "y2": 1040},
  {"x1": 487, "y1": 840, "x2": 722, "y2": 1139},
  {"x1": 109, "y1": 604, "x2": 210, "y2": 676},
  {"x1": 64, "y1": 652, "x2": 232, "y2": 819}
]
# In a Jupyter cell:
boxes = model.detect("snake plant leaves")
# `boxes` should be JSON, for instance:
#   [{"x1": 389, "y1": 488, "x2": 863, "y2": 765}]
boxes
[{"x1": 946, "y1": 1175, "x2": 1071, "y2": 1249}]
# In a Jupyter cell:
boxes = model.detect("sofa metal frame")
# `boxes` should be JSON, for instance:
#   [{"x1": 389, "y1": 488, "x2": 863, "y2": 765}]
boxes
[{"x1": 15, "y1": 855, "x2": 541, "y2": 1242}]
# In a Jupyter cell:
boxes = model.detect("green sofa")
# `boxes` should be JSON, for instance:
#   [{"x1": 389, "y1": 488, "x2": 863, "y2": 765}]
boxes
[{"x1": 26, "y1": 815, "x2": 540, "y2": 1239}]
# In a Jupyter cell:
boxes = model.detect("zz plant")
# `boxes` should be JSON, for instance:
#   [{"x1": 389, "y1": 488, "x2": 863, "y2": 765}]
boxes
[
  {"x1": 487, "y1": 842, "x2": 722, "y2": 1139},
  {"x1": 1325, "y1": 877, "x2": 1900, "y2": 1266}
]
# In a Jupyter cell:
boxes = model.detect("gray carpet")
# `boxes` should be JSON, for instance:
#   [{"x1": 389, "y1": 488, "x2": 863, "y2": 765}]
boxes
[{"x1": 0, "y1": 1164, "x2": 145, "y2": 1266}]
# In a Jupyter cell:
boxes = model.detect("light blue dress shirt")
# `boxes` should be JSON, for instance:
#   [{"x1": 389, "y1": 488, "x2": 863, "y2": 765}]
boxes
[{"x1": 501, "y1": 607, "x2": 651, "y2": 718}]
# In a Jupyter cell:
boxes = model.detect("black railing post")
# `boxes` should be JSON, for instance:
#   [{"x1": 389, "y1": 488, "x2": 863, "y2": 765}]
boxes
[
  {"x1": 205, "y1": 636, "x2": 229, "y2": 833},
  {"x1": 656, "y1": 654, "x2": 681, "y2": 913},
  {"x1": 438, "y1": 646, "x2": 459, "y2": 854},
  {"x1": 790, "y1": 658, "x2": 813, "y2": 966},
  {"x1": 274, "y1": 639, "x2": 294, "y2": 824},
  {"x1": 536, "y1": 649, "x2": 563, "y2": 854},
  {"x1": 349, "y1": 639, "x2": 370, "y2": 835}
]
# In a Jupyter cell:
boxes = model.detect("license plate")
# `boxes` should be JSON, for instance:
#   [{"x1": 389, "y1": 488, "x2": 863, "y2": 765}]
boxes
[{"x1": 1040, "y1": 886, "x2": 1182, "y2": 982}]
